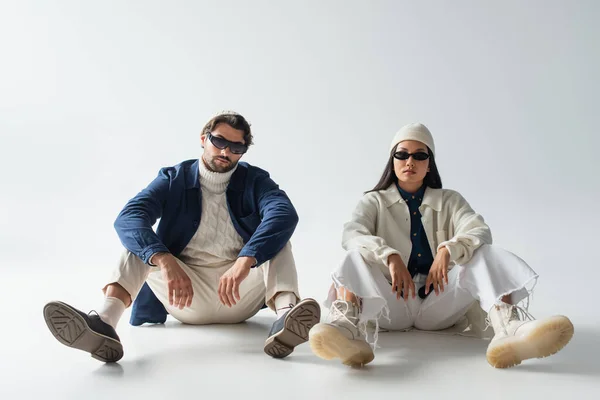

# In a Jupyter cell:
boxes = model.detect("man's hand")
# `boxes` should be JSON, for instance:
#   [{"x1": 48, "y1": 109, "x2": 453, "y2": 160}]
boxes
[
  {"x1": 425, "y1": 247, "x2": 450, "y2": 296},
  {"x1": 218, "y1": 257, "x2": 256, "y2": 307},
  {"x1": 388, "y1": 254, "x2": 415, "y2": 301},
  {"x1": 153, "y1": 252, "x2": 194, "y2": 309}
]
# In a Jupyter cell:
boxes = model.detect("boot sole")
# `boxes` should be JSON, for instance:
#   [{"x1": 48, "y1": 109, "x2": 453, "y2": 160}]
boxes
[
  {"x1": 43, "y1": 301, "x2": 124, "y2": 363},
  {"x1": 486, "y1": 315, "x2": 574, "y2": 368},
  {"x1": 264, "y1": 298, "x2": 321, "y2": 358},
  {"x1": 309, "y1": 323, "x2": 374, "y2": 367}
]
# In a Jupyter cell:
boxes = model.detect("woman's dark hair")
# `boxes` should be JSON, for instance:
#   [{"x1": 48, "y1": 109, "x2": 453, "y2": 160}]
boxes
[{"x1": 366, "y1": 145, "x2": 442, "y2": 193}]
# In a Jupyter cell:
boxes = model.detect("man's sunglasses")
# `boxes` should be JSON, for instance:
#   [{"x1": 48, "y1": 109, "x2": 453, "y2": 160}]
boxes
[
  {"x1": 206, "y1": 132, "x2": 248, "y2": 155},
  {"x1": 393, "y1": 151, "x2": 430, "y2": 161}
]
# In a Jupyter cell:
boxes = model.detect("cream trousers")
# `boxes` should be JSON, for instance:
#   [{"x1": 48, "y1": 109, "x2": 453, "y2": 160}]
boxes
[{"x1": 106, "y1": 242, "x2": 300, "y2": 324}]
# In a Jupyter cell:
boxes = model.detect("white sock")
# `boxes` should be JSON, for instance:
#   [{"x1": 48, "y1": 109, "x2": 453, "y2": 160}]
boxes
[
  {"x1": 274, "y1": 292, "x2": 297, "y2": 319},
  {"x1": 98, "y1": 297, "x2": 126, "y2": 329}
]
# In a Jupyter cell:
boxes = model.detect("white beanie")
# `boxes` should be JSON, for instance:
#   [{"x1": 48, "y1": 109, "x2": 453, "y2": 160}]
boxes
[{"x1": 389, "y1": 123, "x2": 435, "y2": 155}]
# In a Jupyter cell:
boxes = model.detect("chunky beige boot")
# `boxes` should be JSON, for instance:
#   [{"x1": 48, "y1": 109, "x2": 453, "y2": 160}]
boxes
[
  {"x1": 309, "y1": 300, "x2": 374, "y2": 367},
  {"x1": 486, "y1": 303, "x2": 574, "y2": 368}
]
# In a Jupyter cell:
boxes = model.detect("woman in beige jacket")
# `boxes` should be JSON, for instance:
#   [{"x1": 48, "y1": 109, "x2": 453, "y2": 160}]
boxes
[{"x1": 308, "y1": 123, "x2": 573, "y2": 369}]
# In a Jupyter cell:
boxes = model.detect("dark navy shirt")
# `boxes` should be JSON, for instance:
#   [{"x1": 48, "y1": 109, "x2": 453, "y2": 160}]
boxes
[{"x1": 396, "y1": 183, "x2": 434, "y2": 277}]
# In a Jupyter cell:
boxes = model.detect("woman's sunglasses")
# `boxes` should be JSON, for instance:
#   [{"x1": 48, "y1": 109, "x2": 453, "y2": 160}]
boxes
[
  {"x1": 206, "y1": 132, "x2": 248, "y2": 154},
  {"x1": 393, "y1": 151, "x2": 430, "y2": 161}
]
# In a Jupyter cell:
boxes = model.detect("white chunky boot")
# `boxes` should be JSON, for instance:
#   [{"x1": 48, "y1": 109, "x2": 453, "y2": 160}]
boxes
[
  {"x1": 486, "y1": 303, "x2": 574, "y2": 368},
  {"x1": 309, "y1": 300, "x2": 374, "y2": 367}
]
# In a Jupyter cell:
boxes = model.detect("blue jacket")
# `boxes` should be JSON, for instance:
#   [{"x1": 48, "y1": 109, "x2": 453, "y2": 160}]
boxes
[{"x1": 114, "y1": 159, "x2": 299, "y2": 325}]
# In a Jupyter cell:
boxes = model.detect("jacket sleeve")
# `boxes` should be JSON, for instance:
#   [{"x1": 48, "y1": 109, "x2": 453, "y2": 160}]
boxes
[
  {"x1": 237, "y1": 174, "x2": 299, "y2": 266},
  {"x1": 437, "y1": 191, "x2": 492, "y2": 265},
  {"x1": 342, "y1": 194, "x2": 400, "y2": 267},
  {"x1": 113, "y1": 169, "x2": 171, "y2": 264}
]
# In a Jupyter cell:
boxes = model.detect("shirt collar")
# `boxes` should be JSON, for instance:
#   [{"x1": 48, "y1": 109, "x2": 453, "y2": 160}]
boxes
[
  {"x1": 379, "y1": 183, "x2": 443, "y2": 211},
  {"x1": 396, "y1": 182, "x2": 426, "y2": 204}
]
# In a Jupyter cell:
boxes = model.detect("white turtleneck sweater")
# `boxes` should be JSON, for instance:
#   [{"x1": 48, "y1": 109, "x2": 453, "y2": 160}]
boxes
[{"x1": 178, "y1": 159, "x2": 245, "y2": 268}]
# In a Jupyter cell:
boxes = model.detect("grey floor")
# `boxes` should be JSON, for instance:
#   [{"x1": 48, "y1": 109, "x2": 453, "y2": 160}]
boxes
[{"x1": 3, "y1": 270, "x2": 599, "y2": 400}]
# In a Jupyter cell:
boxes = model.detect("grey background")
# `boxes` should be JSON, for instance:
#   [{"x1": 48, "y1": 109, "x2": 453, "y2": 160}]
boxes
[{"x1": 0, "y1": 1, "x2": 598, "y2": 398}]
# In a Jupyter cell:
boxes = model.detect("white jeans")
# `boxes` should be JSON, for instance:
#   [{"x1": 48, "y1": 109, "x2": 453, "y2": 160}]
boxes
[
  {"x1": 105, "y1": 242, "x2": 300, "y2": 324},
  {"x1": 326, "y1": 245, "x2": 538, "y2": 336}
]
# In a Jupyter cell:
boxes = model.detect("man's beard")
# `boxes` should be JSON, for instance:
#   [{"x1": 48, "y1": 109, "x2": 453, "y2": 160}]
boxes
[{"x1": 203, "y1": 154, "x2": 238, "y2": 173}]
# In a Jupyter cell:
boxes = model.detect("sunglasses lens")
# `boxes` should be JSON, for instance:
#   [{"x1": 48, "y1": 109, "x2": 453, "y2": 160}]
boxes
[
  {"x1": 229, "y1": 144, "x2": 247, "y2": 154},
  {"x1": 209, "y1": 134, "x2": 247, "y2": 154},
  {"x1": 394, "y1": 151, "x2": 410, "y2": 160},
  {"x1": 413, "y1": 152, "x2": 429, "y2": 161},
  {"x1": 210, "y1": 135, "x2": 228, "y2": 149}
]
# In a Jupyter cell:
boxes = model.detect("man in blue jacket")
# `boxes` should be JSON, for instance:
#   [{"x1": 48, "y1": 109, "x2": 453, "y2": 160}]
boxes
[{"x1": 43, "y1": 111, "x2": 320, "y2": 362}]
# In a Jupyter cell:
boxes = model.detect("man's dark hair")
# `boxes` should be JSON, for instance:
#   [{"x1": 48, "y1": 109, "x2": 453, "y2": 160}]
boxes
[{"x1": 202, "y1": 112, "x2": 253, "y2": 147}]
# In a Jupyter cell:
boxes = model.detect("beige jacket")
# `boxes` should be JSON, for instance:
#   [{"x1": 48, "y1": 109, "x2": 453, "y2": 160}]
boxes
[{"x1": 342, "y1": 184, "x2": 493, "y2": 337}]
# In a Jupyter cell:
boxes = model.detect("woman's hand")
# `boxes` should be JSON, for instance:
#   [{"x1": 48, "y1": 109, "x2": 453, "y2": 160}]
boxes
[
  {"x1": 388, "y1": 254, "x2": 415, "y2": 301},
  {"x1": 425, "y1": 247, "x2": 450, "y2": 296}
]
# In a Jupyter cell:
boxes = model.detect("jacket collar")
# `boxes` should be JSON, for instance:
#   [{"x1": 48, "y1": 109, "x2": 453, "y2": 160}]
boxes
[
  {"x1": 380, "y1": 183, "x2": 443, "y2": 211},
  {"x1": 186, "y1": 159, "x2": 201, "y2": 189}
]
